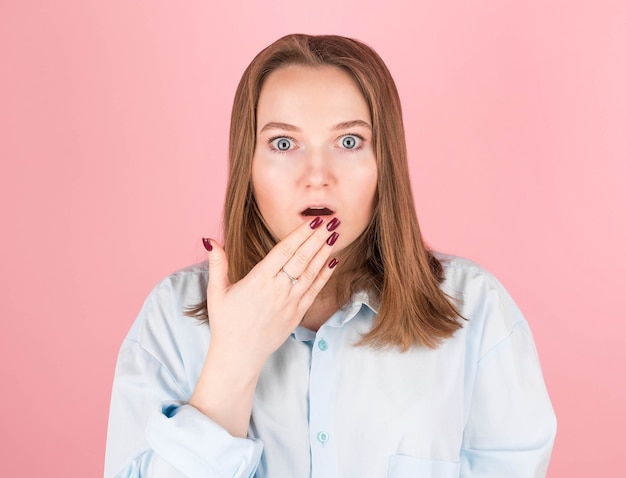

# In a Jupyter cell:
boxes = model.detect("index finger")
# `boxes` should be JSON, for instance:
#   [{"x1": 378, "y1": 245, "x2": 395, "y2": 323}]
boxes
[{"x1": 259, "y1": 216, "x2": 333, "y2": 275}]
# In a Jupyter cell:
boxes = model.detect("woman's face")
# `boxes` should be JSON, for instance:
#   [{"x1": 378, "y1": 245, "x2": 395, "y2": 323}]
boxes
[{"x1": 251, "y1": 64, "x2": 378, "y2": 253}]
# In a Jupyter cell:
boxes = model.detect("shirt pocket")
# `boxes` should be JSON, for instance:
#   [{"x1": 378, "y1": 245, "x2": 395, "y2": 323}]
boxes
[{"x1": 387, "y1": 454, "x2": 460, "y2": 478}]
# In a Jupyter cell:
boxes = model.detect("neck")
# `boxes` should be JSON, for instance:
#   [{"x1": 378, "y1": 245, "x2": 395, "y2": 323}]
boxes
[{"x1": 300, "y1": 287, "x2": 341, "y2": 332}]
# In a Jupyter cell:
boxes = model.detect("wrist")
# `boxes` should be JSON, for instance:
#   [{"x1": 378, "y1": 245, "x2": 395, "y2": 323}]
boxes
[{"x1": 188, "y1": 342, "x2": 264, "y2": 438}]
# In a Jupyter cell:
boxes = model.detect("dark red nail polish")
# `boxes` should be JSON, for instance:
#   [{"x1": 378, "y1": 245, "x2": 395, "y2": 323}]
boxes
[
  {"x1": 326, "y1": 232, "x2": 339, "y2": 246},
  {"x1": 328, "y1": 258, "x2": 339, "y2": 269},
  {"x1": 326, "y1": 217, "x2": 341, "y2": 231},
  {"x1": 202, "y1": 238, "x2": 213, "y2": 251},
  {"x1": 309, "y1": 216, "x2": 323, "y2": 229}
]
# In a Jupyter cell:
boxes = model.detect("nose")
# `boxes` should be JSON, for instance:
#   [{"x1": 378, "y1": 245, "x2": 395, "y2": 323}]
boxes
[{"x1": 302, "y1": 148, "x2": 335, "y2": 188}]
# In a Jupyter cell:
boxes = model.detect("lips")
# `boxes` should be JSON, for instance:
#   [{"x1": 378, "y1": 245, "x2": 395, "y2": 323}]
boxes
[{"x1": 301, "y1": 206, "x2": 334, "y2": 216}]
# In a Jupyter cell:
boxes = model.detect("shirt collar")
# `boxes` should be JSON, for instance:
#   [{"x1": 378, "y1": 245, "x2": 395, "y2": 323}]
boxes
[
  {"x1": 292, "y1": 289, "x2": 379, "y2": 340},
  {"x1": 340, "y1": 289, "x2": 379, "y2": 321}
]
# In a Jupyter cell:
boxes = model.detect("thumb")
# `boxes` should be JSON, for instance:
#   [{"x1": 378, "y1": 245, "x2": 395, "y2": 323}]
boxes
[{"x1": 202, "y1": 238, "x2": 230, "y2": 298}]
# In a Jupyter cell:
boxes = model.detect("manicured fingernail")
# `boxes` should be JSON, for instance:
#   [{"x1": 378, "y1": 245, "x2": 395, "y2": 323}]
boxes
[
  {"x1": 326, "y1": 217, "x2": 341, "y2": 231},
  {"x1": 202, "y1": 238, "x2": 213, "y2": 251},
  {"x1": 328, "y1": 258, "x2": 339, "y2": 269},
  {"x1": 309, "y1": 216, "x2": 323, "y2": 229},
  {"x1": 326, "y1": 232, "x2": 339, "y2": 246}
]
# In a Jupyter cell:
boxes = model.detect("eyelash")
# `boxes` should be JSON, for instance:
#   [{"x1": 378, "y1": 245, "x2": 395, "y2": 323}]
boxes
[
  {"x1": 338, "y1": 133, "x2": 365, "y2": 151},
  {"x1": 267, "y1": 133, "x2": 366, "y2": 153},
  {"x1": 267, "y1": 135, "x2": 297, "y2": 154}
]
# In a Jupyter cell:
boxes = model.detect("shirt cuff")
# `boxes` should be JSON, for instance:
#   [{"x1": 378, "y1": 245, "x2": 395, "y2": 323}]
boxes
[{"x1": 146, "y1": 402, "x2": 263, "y2": 478}]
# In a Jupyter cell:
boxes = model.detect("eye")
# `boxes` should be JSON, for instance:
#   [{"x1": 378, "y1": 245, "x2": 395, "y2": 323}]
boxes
[
  {"x1": 270, "y1": 137, "x2": 294, "y2": 152},
  {"x1": 339, "y1": 134, "x2": 362, "y2": 150}
]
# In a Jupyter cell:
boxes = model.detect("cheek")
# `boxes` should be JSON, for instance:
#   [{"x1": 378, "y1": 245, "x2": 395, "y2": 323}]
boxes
[
  {"x1": 251, "y1": 157, "x2": 275, "y2": 203},
  {"x1": 342, "y1": 172, "x2": 377, "y2": 235},
  {"x1": 251, "y1": 158, "x2": 295, "y2": 224},
  {"x1": 356, "y1": 168, "x2": 378, "y2": 213}
]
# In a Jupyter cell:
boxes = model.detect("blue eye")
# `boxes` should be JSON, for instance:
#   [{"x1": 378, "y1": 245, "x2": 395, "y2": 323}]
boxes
[
  {"x1": 340, "y1": 135, "x2": 361, "y2": 149},
  {"x1": 271, "y1": 137, "x2": 293, "y2": 151}
]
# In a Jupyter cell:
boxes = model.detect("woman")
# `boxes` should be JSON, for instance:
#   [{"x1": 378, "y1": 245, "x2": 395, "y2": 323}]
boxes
[{"x1": 105, "y1": 34, "x2": 556, "y2": 477}]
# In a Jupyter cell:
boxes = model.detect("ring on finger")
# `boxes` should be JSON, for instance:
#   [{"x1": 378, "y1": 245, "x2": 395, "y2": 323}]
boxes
[{"x1": 280, "y1": 268, "x2": 298, "y2": 285}]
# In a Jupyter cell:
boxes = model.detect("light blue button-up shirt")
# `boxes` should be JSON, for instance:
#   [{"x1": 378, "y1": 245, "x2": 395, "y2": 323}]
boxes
[{"x1": 105, "y1": 255, "x2": 556, "y2": 477}]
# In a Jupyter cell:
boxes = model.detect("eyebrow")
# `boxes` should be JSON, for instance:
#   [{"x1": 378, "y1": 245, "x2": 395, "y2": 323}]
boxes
[
  {"x1": 258, "y1": 119, "x2": 372, "y2": 134},
  {"x1": 259, "y1": 122, "x2": 300, "y2": 133},
  {"x1": 332, "y1": 120, "x2": 372, "y2": 131}
]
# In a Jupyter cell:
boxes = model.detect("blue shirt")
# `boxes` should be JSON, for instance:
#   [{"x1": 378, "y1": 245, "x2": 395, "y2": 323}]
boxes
[{"x1": 105, "y1": 254, "x2": 556, "y2": 477}]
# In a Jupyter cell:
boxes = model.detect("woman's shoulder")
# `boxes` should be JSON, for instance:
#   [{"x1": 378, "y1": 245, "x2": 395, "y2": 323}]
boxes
[
  {"x1": 153, "y1": 261, "x2": 209, "y2": 299},
  {"x1": 165, "y1": 260, "x2": 209, "y2": 283},
  {"x1": 435, "y1": 252, "x2": 497, "y2": 280},
  {"x1": 434, "y1": 252, "x2": 529, "y2": 356},
  {"x1": 434, "y1": 252, "x2": 511, "y2": 297},
  {"x1": 117, "y1": 262, "x2": 210, "y2": 397},
  {"x1": 125, "y1": 262, "x2": 209, "y2": 344}
]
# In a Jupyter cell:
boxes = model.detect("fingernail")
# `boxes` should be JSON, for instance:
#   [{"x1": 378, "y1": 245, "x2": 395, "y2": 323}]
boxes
[
  {"x1": 326, "y1": 217, "x2": 341, "y2": 231},
  {"x1": 202, "y1": 238, "x2": 213, "y2": 251},
  {"x1": 328, "y1": 258, "x2": 339, "y2": 269},
  {"x1": 309, "y1": 216, "x2": 323, "y2": 229},
  {"x1": 326, "y1": 232, "x2": 339, "y2": 246}
]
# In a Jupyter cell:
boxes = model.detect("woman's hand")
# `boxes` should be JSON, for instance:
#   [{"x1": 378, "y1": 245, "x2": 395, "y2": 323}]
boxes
[
  {"x1": 189, "y1": 216, "x2": 340, "y2": 437},
  {"x1": 207, "y1": 215, "x2": 339, "y2": 365}
]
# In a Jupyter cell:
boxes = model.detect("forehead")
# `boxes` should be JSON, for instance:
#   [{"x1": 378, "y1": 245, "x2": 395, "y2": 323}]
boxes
[{"x1": 256, "y1": 65, "x2": 371, "y2": 128}]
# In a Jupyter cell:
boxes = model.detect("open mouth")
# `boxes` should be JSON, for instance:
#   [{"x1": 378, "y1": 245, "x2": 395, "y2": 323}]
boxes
[{"x1": 301, "y1": 207, "x2": 334, "y2": 216}]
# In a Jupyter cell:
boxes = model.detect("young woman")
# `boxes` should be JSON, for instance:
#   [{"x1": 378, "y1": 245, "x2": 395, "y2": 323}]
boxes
[{"x1": 105, "y1": 34, "x2": 556, "y2": 477}]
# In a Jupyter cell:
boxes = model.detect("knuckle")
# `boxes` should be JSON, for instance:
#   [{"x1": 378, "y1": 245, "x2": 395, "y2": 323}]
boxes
[
  {"x1": 300, "y1": 267, "x2": 318, "y2": 283},
  {"x1": 304, "y1": 282, "x2": 321, "y2": 300},
  {"x1": 276, "y1": 242, "x2": 296, "y2": 260},
  {"x1": 293, "y1": 249, "x2": 309, "y2": 266},
  {"x1": 208, "y1": 256, "x2": 223, "y2": 269}
]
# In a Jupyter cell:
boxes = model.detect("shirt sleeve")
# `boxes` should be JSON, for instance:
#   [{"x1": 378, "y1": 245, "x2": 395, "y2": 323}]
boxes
[
  {"x1": 104, "y1": 281, "x2": 263, "y2": 477},
  {"x1": 459, "y1": 280, "x2": 557, "y2": 477}
]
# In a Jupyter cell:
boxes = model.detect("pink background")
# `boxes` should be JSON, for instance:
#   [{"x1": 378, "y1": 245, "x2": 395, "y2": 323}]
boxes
[{"x1": 1, "y1": 1, "x2": 624, "y2": 476}]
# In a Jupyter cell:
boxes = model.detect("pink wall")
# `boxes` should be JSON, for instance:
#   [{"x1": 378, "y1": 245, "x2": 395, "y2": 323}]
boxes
[{"x1": 1, "y1": 1, "x2": 624, "y2": 475}]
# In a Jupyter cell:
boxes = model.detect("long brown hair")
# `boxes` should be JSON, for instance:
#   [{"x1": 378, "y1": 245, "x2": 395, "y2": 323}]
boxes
[{"x1": 189, "y1": 34, "x2": 462, "y2": 350}]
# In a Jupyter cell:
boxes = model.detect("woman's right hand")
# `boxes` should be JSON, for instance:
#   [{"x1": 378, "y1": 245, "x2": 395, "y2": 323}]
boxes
[{"x1": 189, "y1": 216, "x2": 340, "y2": 437}]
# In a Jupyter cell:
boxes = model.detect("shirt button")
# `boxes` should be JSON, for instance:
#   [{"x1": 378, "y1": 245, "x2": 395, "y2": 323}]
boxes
[
  {"x1": 317, "y1": 431, "x2": 329, "y2": 444},
  {"x1": 318, "y1": 339, "x2": 328, "y2": 351}
]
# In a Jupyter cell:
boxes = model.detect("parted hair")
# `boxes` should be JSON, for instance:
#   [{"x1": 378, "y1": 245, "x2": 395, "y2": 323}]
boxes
[{"x1": 188, "y1": 34, "x2": 462, "y2": 349}]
